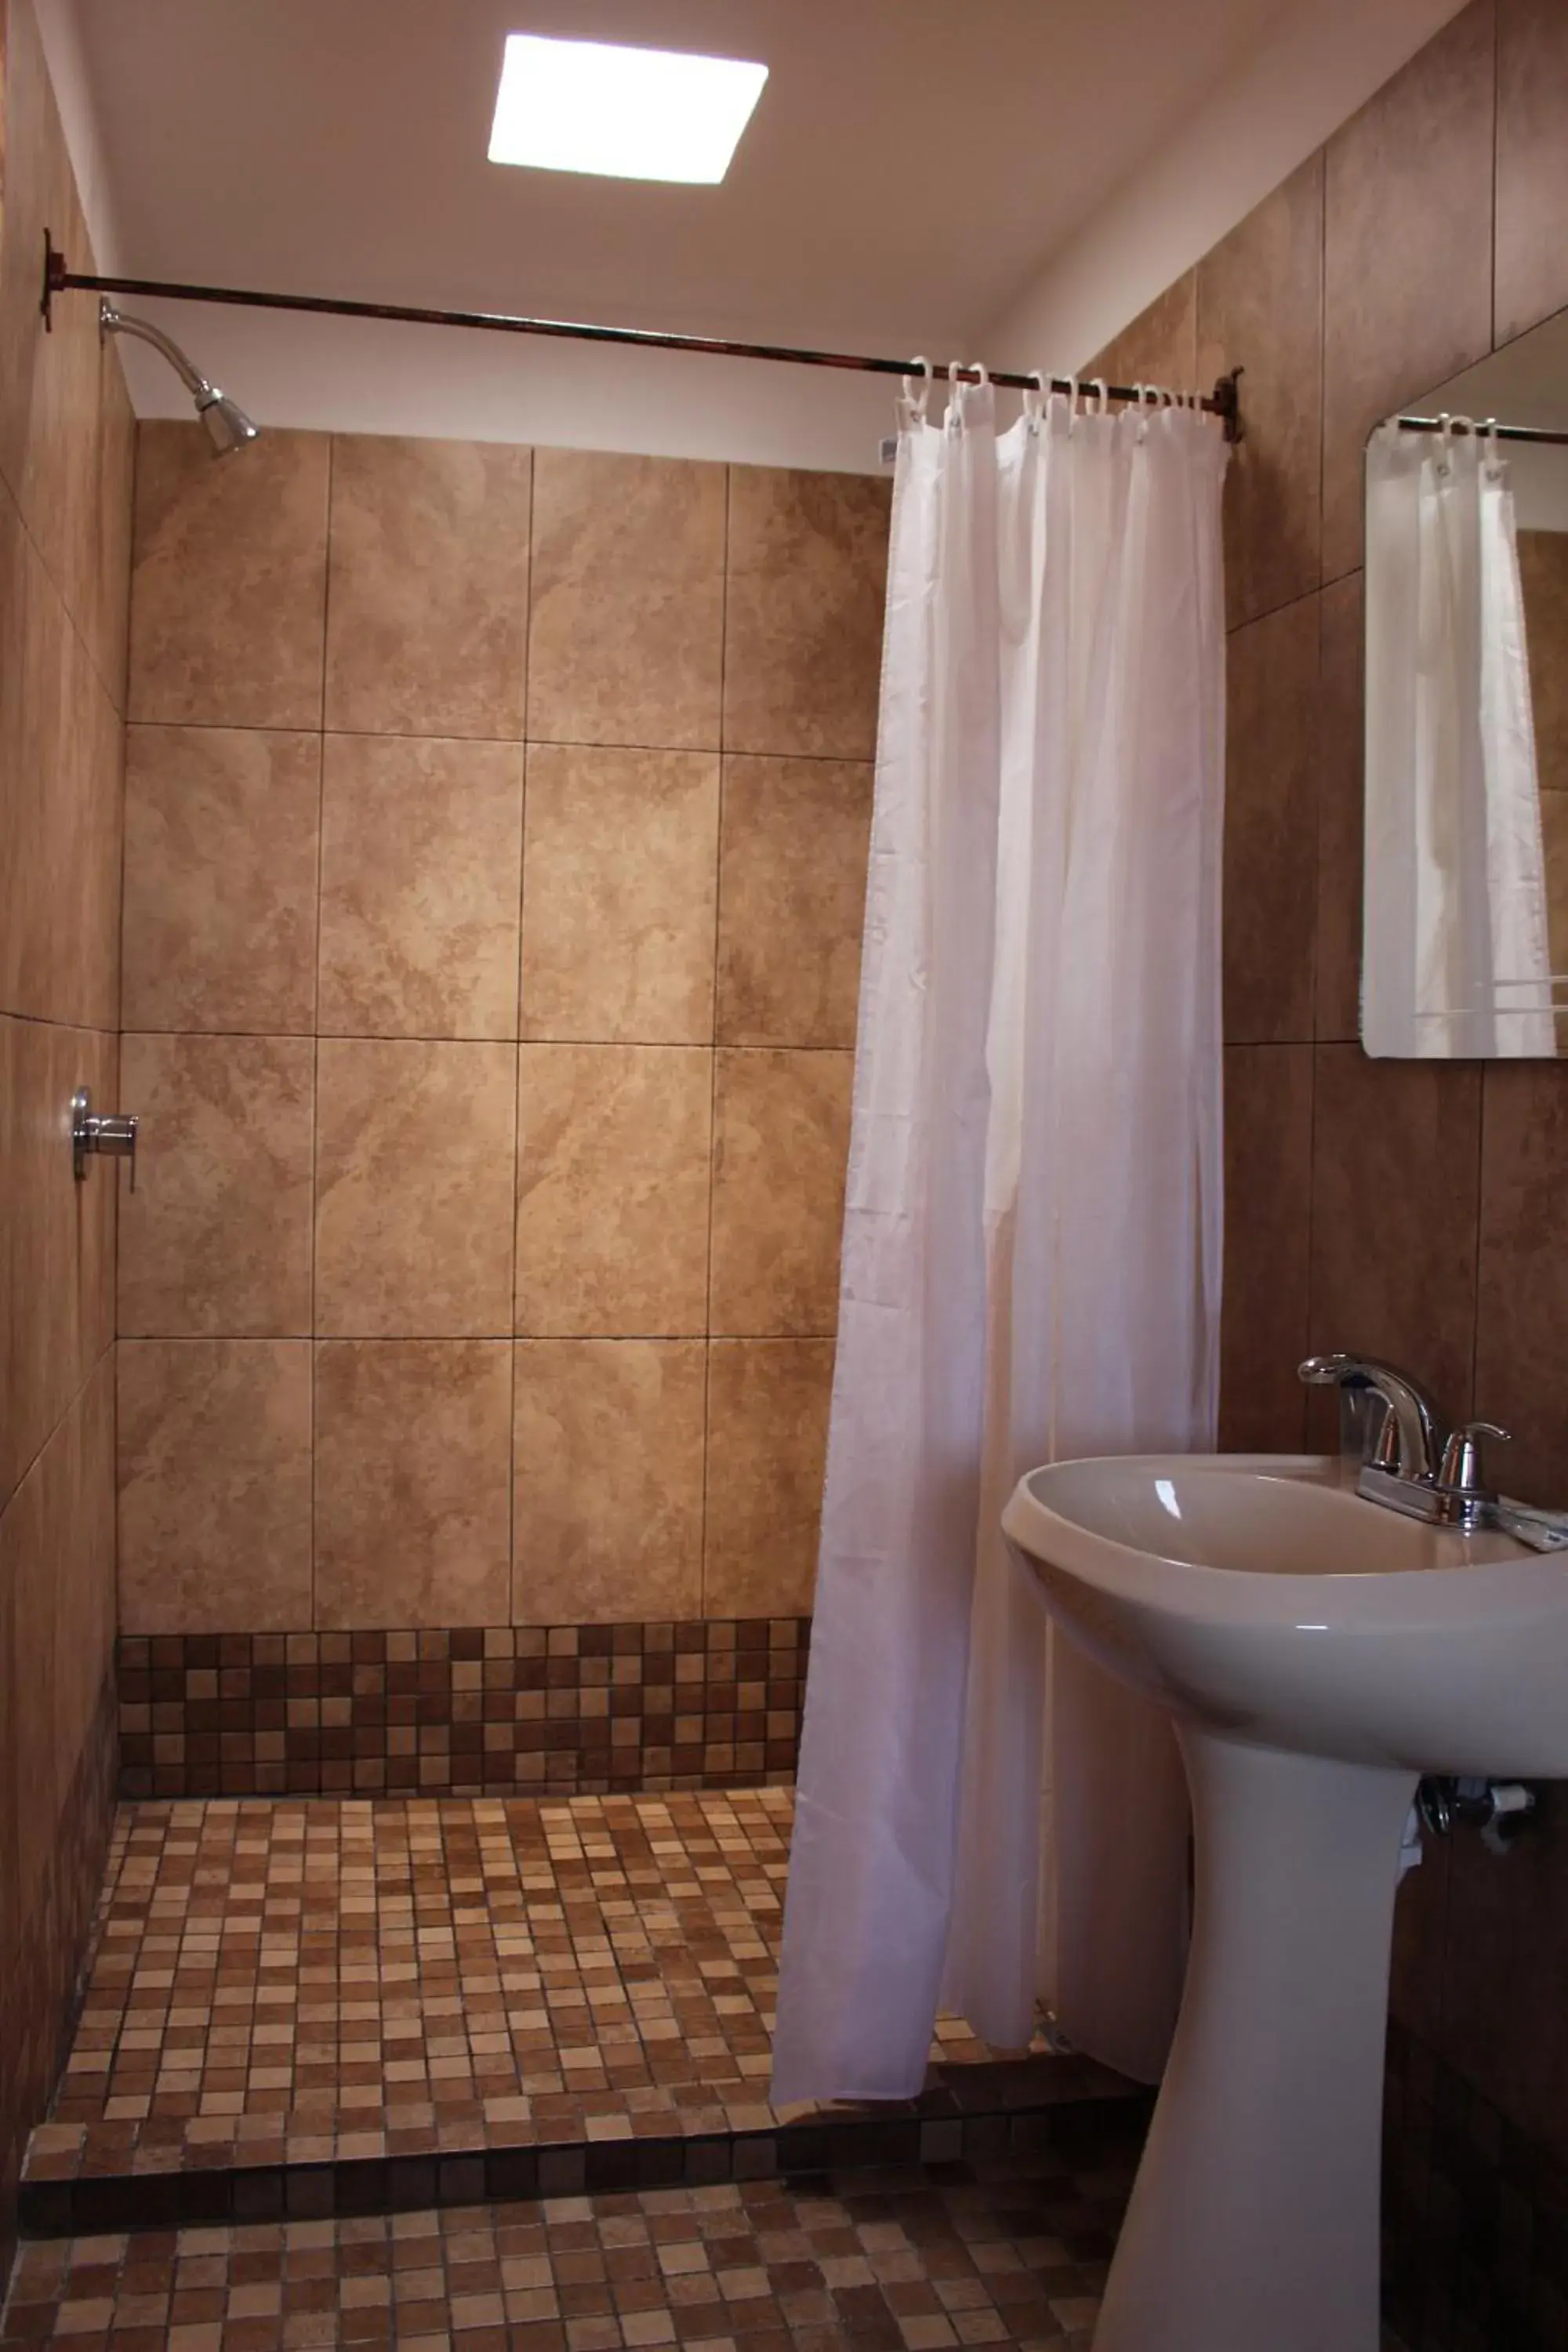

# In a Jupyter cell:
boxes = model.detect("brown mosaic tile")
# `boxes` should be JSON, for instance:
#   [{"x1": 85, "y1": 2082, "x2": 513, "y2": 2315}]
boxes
[
  {"x1": 20, "y1": 1790, "x2": 1124, "y2": 2210},
  {"x1": 2, "y1": 2153, "x2": 1152, "y2": 2350},
  {"x1": 115, "y1": 1621, "x2": 812, "y2": 1802}
]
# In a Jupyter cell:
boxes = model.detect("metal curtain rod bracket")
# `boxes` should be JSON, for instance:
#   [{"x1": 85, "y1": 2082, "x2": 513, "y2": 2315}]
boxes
[
  {"x1": 42, "y1": 231, "x2": 1244, "y2": 441},
  {"x1": 1396, "y1": 411, "x2": 1568, "y2": 449}
]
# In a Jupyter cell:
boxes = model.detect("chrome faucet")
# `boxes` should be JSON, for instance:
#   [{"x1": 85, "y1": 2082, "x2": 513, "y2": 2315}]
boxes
[{"x1": 1298, "y1": 1353, "x2": 1508, "y2": 1532}]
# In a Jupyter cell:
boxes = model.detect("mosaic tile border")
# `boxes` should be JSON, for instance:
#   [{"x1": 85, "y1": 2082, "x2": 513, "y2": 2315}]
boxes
[
  {"x1": 117, "y1": 1621, "x2": 811, "y2": 1800},
  {"x1": 5, "y1": 2143, "x2": 1145, "y2": 2352},
  {"x1": 17, "y1": 2091, "x2": 1152, "y2": 2242},
  {"x1": 1, "y1": 1674, "x2": 117, "y2": 2286},
  {"x1": 1382, "y1": 2020, "x2": 1568, "y2": 2352}
]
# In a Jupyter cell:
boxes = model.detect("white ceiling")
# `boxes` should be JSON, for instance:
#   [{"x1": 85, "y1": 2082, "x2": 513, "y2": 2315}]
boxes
[{"x1": 67, "y1": 0, "x2": 1294, "y2": 355}]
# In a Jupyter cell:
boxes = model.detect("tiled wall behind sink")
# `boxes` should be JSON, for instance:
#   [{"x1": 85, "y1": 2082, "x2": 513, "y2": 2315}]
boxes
[{"x1": 117, "y1": 429, "x2": 890, "y2": 1642}]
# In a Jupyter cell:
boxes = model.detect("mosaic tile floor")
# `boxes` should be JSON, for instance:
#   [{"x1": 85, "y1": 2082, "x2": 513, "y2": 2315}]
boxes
[
  {"x1": 2, "y1": 2154, "x2": 1135, "y2": 2350},
  {"x1": 26, "y1": 1791, "x2": 1106, "y2": 2191}
]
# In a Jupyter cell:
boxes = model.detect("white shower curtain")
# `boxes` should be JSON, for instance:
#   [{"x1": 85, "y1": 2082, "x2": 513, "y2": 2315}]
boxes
[
  {"x1": 1363, "y1": 419, "x2": 1554, "y2": 1058},
  {"x1": 771, "y1": 378, "x2": 1228, "y2": 2107}
]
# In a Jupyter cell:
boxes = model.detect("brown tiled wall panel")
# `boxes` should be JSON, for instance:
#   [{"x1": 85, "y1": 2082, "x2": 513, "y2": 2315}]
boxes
[
  {"x1": 0, "y1": 0, "x2": 135, "y2": 2281},
  {"x1": 118, "y1": 1619, "x2": 811, "y2": 1798}
]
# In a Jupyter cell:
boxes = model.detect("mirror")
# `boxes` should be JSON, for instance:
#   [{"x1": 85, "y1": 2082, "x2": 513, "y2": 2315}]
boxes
[{"x1": 1362, "y1": 307, "x2": 1568, "y2": 1057}]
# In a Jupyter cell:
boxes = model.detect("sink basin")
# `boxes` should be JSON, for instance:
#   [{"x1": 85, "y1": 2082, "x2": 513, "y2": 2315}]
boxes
[{"x1": 1002, "y1": 1450, "x2": 1563, "y2": 2352}]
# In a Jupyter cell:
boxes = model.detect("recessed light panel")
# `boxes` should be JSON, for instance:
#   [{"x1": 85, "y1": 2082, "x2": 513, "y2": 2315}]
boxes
[{"x1": 488, "y1": 33, "x2": 768, "y2": 184}]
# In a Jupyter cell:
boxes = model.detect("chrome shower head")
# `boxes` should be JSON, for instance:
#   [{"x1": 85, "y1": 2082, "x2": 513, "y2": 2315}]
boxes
[
  {"x1": 195, "y1": 387, "x2": 260, "y2": 457},
  {"x1": 99, "y1": 300, "x2": 259, "y2": 458}
]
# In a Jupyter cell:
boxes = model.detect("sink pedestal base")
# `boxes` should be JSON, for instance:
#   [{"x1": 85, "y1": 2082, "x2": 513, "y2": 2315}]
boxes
[{"x1": 1093, "y1": 1733, "x2": 1416, "y2": 2352}]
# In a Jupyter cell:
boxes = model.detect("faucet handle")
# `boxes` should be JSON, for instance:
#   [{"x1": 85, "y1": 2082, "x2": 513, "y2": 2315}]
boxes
[{"x1": 1438, "y1": 1421, "x2": 1511, "y2": 1497}]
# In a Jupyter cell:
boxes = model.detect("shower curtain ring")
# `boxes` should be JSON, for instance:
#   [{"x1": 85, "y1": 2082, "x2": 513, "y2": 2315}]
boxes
[
  {"x1": 901, "y1": 354, "x2": 933, "y2": 423},
  {"x1": 1023, "y1": 370, "x2": 1047, "y2": 432},
  {"x1": 1088, "y1": 377, "x2": 1109, "y2": 416}
]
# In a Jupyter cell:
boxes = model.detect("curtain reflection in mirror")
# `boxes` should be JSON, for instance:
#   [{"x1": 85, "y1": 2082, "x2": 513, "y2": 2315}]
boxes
[{"x1": 1363, "y1": 419, "x2": 1554, "y2": 1057}]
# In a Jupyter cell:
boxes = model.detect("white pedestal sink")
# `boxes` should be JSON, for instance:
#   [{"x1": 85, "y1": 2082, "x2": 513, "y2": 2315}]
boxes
[{"x1": 1002, "y1": 1452, "x2": 1563, "y2": 2352}]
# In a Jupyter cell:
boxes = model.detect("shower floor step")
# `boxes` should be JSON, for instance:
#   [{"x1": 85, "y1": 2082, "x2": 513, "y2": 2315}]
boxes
[{"x1": 20, "y1": 1788, "x2": 1143, "y2": 2238}]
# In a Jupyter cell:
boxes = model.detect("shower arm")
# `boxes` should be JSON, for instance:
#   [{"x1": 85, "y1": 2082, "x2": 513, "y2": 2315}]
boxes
[{"x1": 97, "y1": 300, "x2": 212, "y2": 399}]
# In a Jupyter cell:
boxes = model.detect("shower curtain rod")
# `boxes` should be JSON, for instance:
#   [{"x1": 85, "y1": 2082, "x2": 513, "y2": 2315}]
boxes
[
  {"x1": 1397, "y1": 412, "x2": 1568, "y2": 448},
  {"x1": 42, "y1": 233, "x2": 1244, "y2": 440}
]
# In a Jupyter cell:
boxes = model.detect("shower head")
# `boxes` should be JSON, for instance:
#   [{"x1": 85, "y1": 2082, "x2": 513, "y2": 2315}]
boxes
[
  {"x1": 195, "y1": 387, "x2": 260, "y2": 457},
  {"x1": 99, "y1": 300, "x2": 258, "y2": 457}
]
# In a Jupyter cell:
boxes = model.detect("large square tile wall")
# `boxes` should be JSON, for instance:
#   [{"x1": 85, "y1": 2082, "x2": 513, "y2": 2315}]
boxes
[
  {"x1": 0, "y1": 0, "x2": 136, "y2": 2277},
  {"x1": 118, "y1": 430, "x2": 890, "y2": 1640}
]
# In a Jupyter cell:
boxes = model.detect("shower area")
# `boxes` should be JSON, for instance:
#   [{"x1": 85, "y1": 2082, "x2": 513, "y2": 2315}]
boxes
[{"x1": 0, "y1": 6, "x2": 1143, "y2": 2291}]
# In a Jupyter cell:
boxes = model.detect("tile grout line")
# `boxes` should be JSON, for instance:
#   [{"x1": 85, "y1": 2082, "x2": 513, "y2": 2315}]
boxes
[
  {"x1": 701, "y1": 470, "x2": 735, "y2": 1621},
  {"x1": 120, "y1": 712, "x2": 875, "y2": 771},
  {"x1": 310, "y1": 437, "x2": 336, "y2": 1635},
  {"x1": 512, "y1": 450, "x2": 536, "y2": 1628}
]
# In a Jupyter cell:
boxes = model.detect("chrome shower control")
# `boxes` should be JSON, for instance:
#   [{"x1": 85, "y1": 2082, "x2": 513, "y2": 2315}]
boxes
[{"x1": 71, "y1": 1085, "x2": 139, "y2": 1189}]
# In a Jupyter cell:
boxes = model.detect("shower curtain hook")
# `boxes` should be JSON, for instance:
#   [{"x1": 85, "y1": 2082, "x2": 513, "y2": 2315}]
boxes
[
  {"x1": 900, "y1": 354, "x2": 933, "y2": 426},
  {"x1": 1025, "y1": 369, "x2": 1048, "y2": 432},
  {"x1": 1088, "y1": 377, "x2": 1109, "y2": 416}
]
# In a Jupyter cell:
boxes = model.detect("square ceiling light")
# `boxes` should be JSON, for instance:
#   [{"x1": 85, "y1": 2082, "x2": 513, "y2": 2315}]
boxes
[{"x1": 488, "y1": 34, "x2": 768, "y2": 184}]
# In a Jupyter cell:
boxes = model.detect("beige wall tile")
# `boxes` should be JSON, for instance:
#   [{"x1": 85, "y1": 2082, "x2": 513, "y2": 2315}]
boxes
[
  {"x1": 314, "y1": 1039, "x2": 517, "y2": 1337},
  {"x1": 314, "y1": 1340, "x2": 512, "y2": 1627},
  {"x1": 521, "y1": 745, "x2": 717, "y2": 1044},
  {"x1": 0, "y1": 1017, "x2": 115, "y2": 1512},
  {"x1": 2, "y1": 1408, "x2": 62, "y2": 1915},
  {"x1": 90, "y1": 341, "x2": 136, "y2": 713},
  {"x1": 1496, "y1": 0, "x2": 1568, "y2": 345},
  {"x1": 717, "y1": 757, "x2": 871, "y2": 1049},
  {"x1": 1475, "y1": 1062, "x2": 1568, "y2": 1503},
  {"x1": 0, "y1": 11, "x2": 102, "y2": 637},
  {"x1": 118, "y1": 1033, "x2": 314, "y2": 1338},
  {"x1": 325, "y1": 435, "x2": 531, "y2": 738},
  {"x1": 318, "y1": 734, "x2": 524, "y2": 1040},
  {"x1": 1218, "y1": 1046, "x2": 1313, "y2": 1452},
  {"x1": 703, "y1": 1339, "x2": 833, "y2": 1617},
  {"x1": 49, "y1": 1356, "x2": 116, "y2": 1821},
  {"x1": 513, "y1": 1339, "x2": 705, "y2": 1623},
  {"x1": 118, "y1": 1339, "x2": 312, "y2": 1633},
  {"x1": 1321, "y1": 2, "x2": 1496, "y2": 581},
  {"x1": 1196, "y1": 157, "x2": 1323, "y2": 629},
  {"x1": 1224, "y1": 593, "x2": 1321, "y2": 1045},
  {"x1": 129, "y1": 423, "x2": 329, "y2": 728},
  {"x1": 710, "y1": 1051, "x2": 851, "y2": 1337},
  {"x1": 528, "y1": 450, "x2": 725, "y2": 750},
  {"x1": 1087, "y1": 274, "x2": 1198, "y2": 391},
  {"x1": 1305, "y1": 1047, "x2": 1481, "y2": 1449},
  {"x1": 122, "y1": 725, "x2": 321, "y2": 1035},
  {"x1": 1315, "y1": 572, "x2": 1364, "y2": 1044},
  {"x1": 0, "y1": 1358, "x2": 114, "y2": 1929},
  {"x1": 0, "y1": 499, "x2": 124, "y2": 1031},
  {"x1": 723, "y1": 468, "x2": 890, "y2": 760},
  {"x1": 515, "y1": 1045, "x2": 711, "y2": 1337}
]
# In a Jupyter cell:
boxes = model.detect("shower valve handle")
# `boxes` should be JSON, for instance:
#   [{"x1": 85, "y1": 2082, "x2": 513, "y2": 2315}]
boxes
[{"x1": 71, "y1": 1086, "x2": 140, "y2": 1191}]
